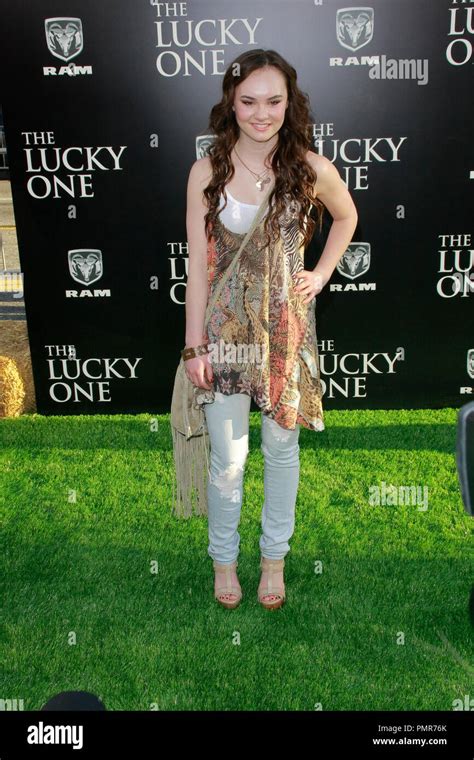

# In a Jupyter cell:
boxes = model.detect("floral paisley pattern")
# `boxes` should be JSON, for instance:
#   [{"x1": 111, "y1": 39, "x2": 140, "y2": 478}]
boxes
[{"x1": 195, "y1": 197, "x2": 325, "y2": 432}]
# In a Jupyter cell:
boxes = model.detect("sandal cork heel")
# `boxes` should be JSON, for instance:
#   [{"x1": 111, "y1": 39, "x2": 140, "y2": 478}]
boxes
[
  {"x1": 213, "y1": 560, "x2": 242, "y2": 609},
  {"x1": 258, "y1": 556, "x2": 286, "y2": 610}
]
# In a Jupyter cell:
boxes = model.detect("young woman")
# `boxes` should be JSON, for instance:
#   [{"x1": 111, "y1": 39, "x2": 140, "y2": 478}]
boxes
[{"x1": 183, "y1": 49, "x2": 358, "y2": 610}]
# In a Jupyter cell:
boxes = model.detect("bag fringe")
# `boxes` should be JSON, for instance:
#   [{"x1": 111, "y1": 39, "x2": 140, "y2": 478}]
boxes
[{"x1": 171, "y1": 425, "x2": 210, "y2": 518}]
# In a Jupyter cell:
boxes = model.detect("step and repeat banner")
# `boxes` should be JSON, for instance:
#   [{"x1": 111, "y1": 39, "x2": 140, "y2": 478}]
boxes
[{"x1": 0, "y1": 0, "x2": 472, "y2": 415}]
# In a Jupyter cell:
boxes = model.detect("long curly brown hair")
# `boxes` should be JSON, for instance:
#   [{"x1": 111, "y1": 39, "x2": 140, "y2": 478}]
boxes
[{"x1": 203, "y1": 48, "x2": 325, "y2": 251}]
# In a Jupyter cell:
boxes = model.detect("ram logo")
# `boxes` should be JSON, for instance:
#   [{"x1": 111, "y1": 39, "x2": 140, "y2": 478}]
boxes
[
  {"x1": 196, "y1": 135, "x2": 215, "y2": 159},
  {"x1": 68, "y1": 249, "x2": 103, "y2": 286},
  {"x1": 336, "y1": 243, "x2": 371, "y2": 280},
  {"x1": 467, "y1": 349, "x2": 474, "y2": 380},
  {"x1": 45, "y1": 17, "x2": 83, "y2": 62},
  {"x1": 336, "y1": 7, "x2": 374, "y2": 52}
]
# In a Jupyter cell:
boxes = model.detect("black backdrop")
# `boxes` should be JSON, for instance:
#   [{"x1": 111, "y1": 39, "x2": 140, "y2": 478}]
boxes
[{"x1": 1, "y1": 0, "x2": 472, "y2": 415}]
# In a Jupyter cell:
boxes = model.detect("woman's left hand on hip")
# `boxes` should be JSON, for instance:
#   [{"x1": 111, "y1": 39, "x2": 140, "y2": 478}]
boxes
[{"x1": 293, "y1": 270, "x2": 327, "y2": 304}]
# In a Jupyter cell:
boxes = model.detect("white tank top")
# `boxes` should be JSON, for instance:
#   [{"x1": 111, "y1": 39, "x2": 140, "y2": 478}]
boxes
[{"x1": 218, "y1": 188, "x2": 267, "y2": 234}]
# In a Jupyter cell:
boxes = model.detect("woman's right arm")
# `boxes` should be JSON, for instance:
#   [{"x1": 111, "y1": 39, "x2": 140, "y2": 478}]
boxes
[{"x1": 184, "y1": 157, "x2": 214, "y2": 390}]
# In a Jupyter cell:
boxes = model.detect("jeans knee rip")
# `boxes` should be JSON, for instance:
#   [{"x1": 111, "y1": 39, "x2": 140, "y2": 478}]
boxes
[
  {"x1": 267, "y1": 421, "x2": 293, "y2": 443},
  {"x1": 210, "y1": 462, "x2": 245, "y2": 502}
]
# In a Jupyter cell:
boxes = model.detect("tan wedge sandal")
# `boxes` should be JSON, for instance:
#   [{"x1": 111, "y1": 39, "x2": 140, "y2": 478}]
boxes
[
  {"x1": 258, "y1": 556, "x2": 286, "y2": 610},
  {"x1": 213, "y1": 560, "x2": 242, "y2": 609}
]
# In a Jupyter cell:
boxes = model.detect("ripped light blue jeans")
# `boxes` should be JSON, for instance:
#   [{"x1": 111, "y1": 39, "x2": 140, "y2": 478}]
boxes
[{"x1": 203, "y1": 391, "x2": 301, "y2": 564}]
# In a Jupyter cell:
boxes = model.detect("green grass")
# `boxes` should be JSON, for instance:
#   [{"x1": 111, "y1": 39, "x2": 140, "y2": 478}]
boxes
[{"x1": 0, "y1": 408, "x2": 473, "y2": 711}]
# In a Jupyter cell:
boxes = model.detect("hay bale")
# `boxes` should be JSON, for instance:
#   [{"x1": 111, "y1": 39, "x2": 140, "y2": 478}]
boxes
[
  {"x1": 0, "y1": 355, "x2": 26, "y2": 417},
  {"x1": 0, "y1": 320, "x2": 36, "y2": 413}
]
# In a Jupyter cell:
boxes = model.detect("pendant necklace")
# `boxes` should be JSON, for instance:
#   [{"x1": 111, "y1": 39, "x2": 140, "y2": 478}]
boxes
[{"x1": 233, "y1": 146, "x2": 272, "y2": 190}]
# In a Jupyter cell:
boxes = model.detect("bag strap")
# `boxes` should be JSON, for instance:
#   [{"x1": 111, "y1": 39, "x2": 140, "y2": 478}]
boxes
[{"x1": 204, "y1": 183, "x2": 273, "y2": 325}]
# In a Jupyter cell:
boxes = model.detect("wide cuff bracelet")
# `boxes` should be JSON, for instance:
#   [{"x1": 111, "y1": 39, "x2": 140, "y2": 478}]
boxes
[{"x1": 181, "y1": 343, "x2": 209, "y2": 361}]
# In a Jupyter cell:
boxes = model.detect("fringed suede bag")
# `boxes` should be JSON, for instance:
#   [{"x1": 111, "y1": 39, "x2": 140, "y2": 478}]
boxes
[{"x1": 170, "y1": 185, "x2": 273, "y2": 518}]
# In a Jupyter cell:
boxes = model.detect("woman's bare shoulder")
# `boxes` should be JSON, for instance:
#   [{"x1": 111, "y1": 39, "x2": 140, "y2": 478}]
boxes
[
  {"x1": 305, "y1": 150, "x2": 340, "y2": 197},
  {"x1": 188, "y1": 155, "x2": 213, "y2": 187},
  {"x1": 305, "y1": 150, "x2": 332, "y2": 174}
]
